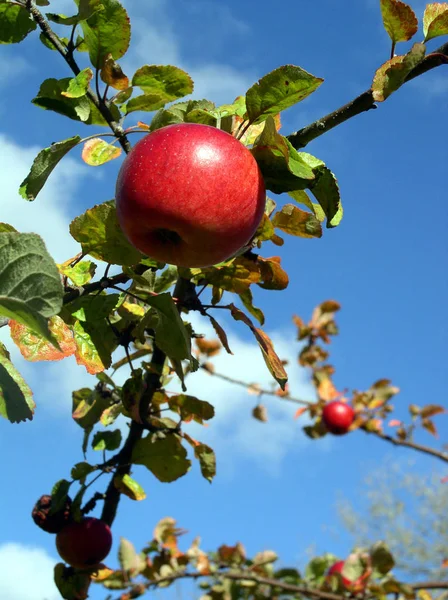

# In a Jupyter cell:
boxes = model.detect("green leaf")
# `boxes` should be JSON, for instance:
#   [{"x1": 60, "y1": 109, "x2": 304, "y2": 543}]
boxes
[
  {"x1": 58, "y1": 260, "x2": 97, "y2": 286},
  {"x1": 370, "y1": 542, "x2": 395, "y2": 575},
  {"x1": 19, "y1": 136, "x2": 81, "y2": 201},
  {"x1": 245, "y1": 65, "x2": 323, "y2": 124},
  {"x1": 145, "y1": 293, "x2": 192, "y2": 362},
  {"x1": 372, "y1": 43, "x2": 426, "y2": 102},
  {"x1": 81, "y1": 138, "x2": 121, "y2": 166},
  {"x1": 0, "y1": 351, "x2": 34, "y2": 422},
  {"x1": 114, "y1": 474, "x2": 146, "y2": 501},
  {"x1": 47, "y1": 0, "x2": 104, "y2": 26},
  {"x1": 39, "y1": 33, "x2": 70, "y2": 51},
  {"x1": 132, "y1": 65, "x2": 194, "y2": 104},
  {"x1": 69, "y1": 200, "x2": 144, "y2": 265},
  {"x1": 251, "y1": 116, "x2": 315, "y2": 194},
  {"x1": 239, "y1": 289, "x2": 265, "y2": 326},
  {"x1": 124, "y1": 93, "x2": 167, "y2": 114},
  {"x1": 380, "y1": 0, "x2": 418, "y2": 43},
  {"x1": 194, "y1": 442, "x2": 216, "y2": 482},
  {"x1": 132, "y1": 434, "x2": 191, "y2": 482},
  {"x1": 154, "y1": 265, "x2": 178, "y2": 293},
  {"x1": 75, "y1": 0, "x2": 131, "y2": 67},
  {"x1": 272, "y1": 204, "x2": 322, "y2": 238},
  {"x1": 71, "y1": 461, "x2": 96, "y2": 481},
  {"x1": 0, "y1": 223, "x2": 17, "y2": 233},
  {"x1": 54, "y1": 563, "x2": 91, "y2": 600},
  {"x1": 185, "y1": 108, "x2": 217, "y2": 126},
  {"x1": 288, "y1": 189, "x2": 326, "y2": 222},
  {"x1": 92, "y1": 429, "x2": 122, "y2": 451},
  {"x1": 298, "y1": 154, "x2": 343, "y2": 228},
  {"x1": 32, "y1": 78, "x2": 92, "y2": 122},
  {"x1": 305, "y1": 554, "x2": 338, "y2": 583},
  {"x1": 423, "y1": 3, "x2": 448, "y2": 41},
  {"x1": 118, "y1": 538, "x2": 146, "y2": 573},
  {"x1": 51, "y1": 479, "x2": 72, "y2": 514},
  {"x1": 149, "y1": 99, "x2": 214, "y2": 131},
  {"x1": 0, "y1": 4, "x2": 37, "y2": 44},
  {"x1": 0, "y1": 233, "x2": 63, "y2": 344},
  {"x1": 168, "y1": 394, "x2": 215, "y2": 424},
  {"x1": 61, "y1": 68, "x2": 93, "y2": 98},
  {"x1": 72, "y1": 387, "x2": 112, "y2": 430}
]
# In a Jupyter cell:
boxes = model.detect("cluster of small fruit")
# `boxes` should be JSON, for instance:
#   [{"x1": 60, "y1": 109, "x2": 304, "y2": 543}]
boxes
[{"x1": 32, "y1": 495, "x2": 112, "y2": 570}]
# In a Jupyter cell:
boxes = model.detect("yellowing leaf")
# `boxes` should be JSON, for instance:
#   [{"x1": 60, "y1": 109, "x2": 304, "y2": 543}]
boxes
[
  {"x1": 380, "y1": 0, "x2": 418, "y2": 43},
  {"x1": 100, "y1": 54, "x2": 129, "y2": 90},
  {"x1": 9, "y1": 316, "x2": 76, "y2": 362},
  {"x1": 423, "y1": 3, "x2": 448, "y2": 41},
  {"x1": 372, "y1": 43, "x2": 426, "y2": 101},
  {"x1": 82, "y1": 138, "x2": 121, "y2": 166},
  {"x1": 272, "y1": 204, "x2": 322, "y2": 238},
  {"x1": 420, "y1": 404, "x2": 445, "y2": 418},
  {"x1": 252, "y1": 404, "x2": 268, "y2": 422},
  {"x1": 114, "y1": 474, "x2": 146, "y2": 501}
]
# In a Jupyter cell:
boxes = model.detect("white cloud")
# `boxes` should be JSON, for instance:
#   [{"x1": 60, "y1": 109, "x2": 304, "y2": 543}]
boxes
[
  {"x1": 169, "y1": 313, "x2": 317, "y2": 476},
  {"x1": 0, "y1": 543, "x2": 59, "y2": 600},
  {"x1": 124, "y1": 0, "x2": 256, "y2": 106}
]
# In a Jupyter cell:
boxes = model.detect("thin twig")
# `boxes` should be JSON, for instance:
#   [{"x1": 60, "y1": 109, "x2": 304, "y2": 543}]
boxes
[
  {"x1": 287, "y1": 42, "x2": 448, "y2": 149},
  {"x1": 200, "y1": 363, "x2": 313, "y2": 406},
  {"x1": 365, "y1": 430, "x2": 448, "y2": 464},
  {"x1": 24, "y1": 0, "x2": 131, "y2": 153}
]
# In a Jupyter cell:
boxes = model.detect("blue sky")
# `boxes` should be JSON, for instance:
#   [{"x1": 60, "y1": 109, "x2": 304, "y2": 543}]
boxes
[{"x1": 0, "y1": 0, "x2": 447, "y2": 598}]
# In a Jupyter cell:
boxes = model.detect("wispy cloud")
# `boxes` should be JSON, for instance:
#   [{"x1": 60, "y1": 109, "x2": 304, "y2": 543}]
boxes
[{"x1": 0, "y1": 543, "x2": 59, "y2": 600}]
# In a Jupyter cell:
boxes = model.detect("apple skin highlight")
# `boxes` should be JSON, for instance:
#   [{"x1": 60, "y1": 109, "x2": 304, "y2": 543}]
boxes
[{"x1": 115, "y1": 123, "x2": 266, "y2": 268}]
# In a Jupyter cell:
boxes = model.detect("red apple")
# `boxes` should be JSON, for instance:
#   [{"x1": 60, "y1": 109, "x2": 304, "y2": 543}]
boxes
[
  {"x1": 322, "y1": 401, "x2": 355, "y2": 435},
  {"x1": 56, "y1": 517, "x2": 112, "y2": 569},
  {"x1": 32, "y1": 494, "x2": 72, "y2": 534},
  {"x1": 115, "y1": 123, "x2": 266, "y2": 267},
  {"x1": 327, "y1": 561, "x2": 370, "y2": 593}
]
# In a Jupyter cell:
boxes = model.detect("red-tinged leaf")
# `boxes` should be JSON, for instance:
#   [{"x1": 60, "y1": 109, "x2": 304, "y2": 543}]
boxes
[
  {"x1": 9, "y1": 316, "x2": 76, "y2": 362},
  {"x1": 252, "y1": 404, "x2": 268, "y2": 422},
  {"x1": 272, "y1": 204, "x2": 322, "y2": 238},
  {"x1": 137, "y1": 120, "x2": 150, "y2": 130},
  {"x1": 388, "y1": 419, "x2": 402, "y2": 427},
  {"x1": 153, "y1": 517, "x2": 186, "y2": 557},
  {"x1": 218, "y1": 543, "x2": 246, "y2": 564},
  {"x1": 441, "y1": 476, "x2": 448, "y2": 484},
  {"x1": 380, "y1": 0, "x2": 418, "y2": 43},
  {"x1": 422, "y1": 418, "x2": 438, "y2": 437},
  {"x1": 168, "y1": 394, "x2": 214, "y2": 424},
  {"x1": 424, "y1": 3, "x2": 448, "y2": 41},
  {"x1": 419, "y1": 404, "x2": 445, "y2": 418},
  {"x1": 182, "y1": 431, "x2": 201, "y2": 448},
  {"x1": 72, "y1": 320, "x2": 111, "y2": 374},
  {"x1": 363, "y1": 418, "x2": 383, "y2": 433},
  {"x1": 372, "y1": 43, "x2": 426, "y2": 102},
  {"x1": 195, "y1": 338, "x2": 221, "y2": 356},
  {"x1": 442, "y1": 557, "x2": 448, "y2": 566},
  {"x1": 82, "y1": 138, "x2": 121, "y2": 166},
  {"x1": 208, "y1": 315, "x2": 233, "y2": 354},
  {"x1": 257, "y1": 255, "x2": 289, "y2": 290},
  {"x1": 100, "y1": 54, "x2": 129, "y2": 90},
  {"x1": 230, "y1": 304, "x2": 288, "y2": 389},
  {"x1": 294, "y1": 406, "x2": 308, "y2": 419}
]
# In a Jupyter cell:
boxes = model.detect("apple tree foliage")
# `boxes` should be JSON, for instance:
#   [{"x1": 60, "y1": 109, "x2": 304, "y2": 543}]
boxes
[{"x1": 0, "y1": 0, "x2": 447, "y2": 598}]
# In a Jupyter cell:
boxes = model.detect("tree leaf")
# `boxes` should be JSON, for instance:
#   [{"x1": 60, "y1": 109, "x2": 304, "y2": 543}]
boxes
[
  {"x1": 208, "y1": 315, "x2": 233, "y2": 354},
  {"x1": 424, "y1": 3, "x2": 448, "y2": 41},
  {"x1": 230, "y1": 304, "x2": 287, "y2": 389},
  {"x1": 75, "y1": 0, "x2": 131, "y2": 67},
  {"x1": 100, "y1": 53, "x2": 129, "y2": 89},
  {"x1": 132, "y1": 65, "x2": 194, "y2": 104},
  {"x1": 272, "y1": 204, "x2": 322, "y2": 238},
  {"x1": 81, "y1": 138, "x2": 122, "y2": 166},
  {"x1": 113, "y1": 474, "x2": 146, "y2": 501},
  {"x1": 9, "y1": 316, "x2": 76, "y2": 362},
  {"x1": 380, "y1": 0, "x2": 418, "y2": 43},
  {"x1": 144, "y1": 293, "x2": 192, "y2": 362},
  {"x1": 168, "y1": 394, "x2": 215, "y2": 424},
  {"x1": 58, "y1": 259, "x2": 97, "y2": 286},
  {"x1": 123, "y1": 93, "x2": 167, "y2": 114},
  {"x1": 69, "y1": 200, "x2": 144, "y2": 265},
  {"x1": 61, "y1": 68, "x2": 93, "y2": 98},
  {"x1": 92, "y1": 429, "x2": 122, "y2": 451},
  {"x1": 54, "y1": 563, "x2": 91, "y2": 600},
  {"x1": 19, "y1": 136, "x2": 81, "y2": 201},
  {"x1": 32, "y1": 78, "x2": 92, "y2": 122},
  {"x1": 72, "y1": 387, "x2": 112, "y2": 430},
  {"x1": 194, "y1": 442, "x2": 216, "y2": 482},
  {"x1": 132, "y1": 434, "x2": 191, "y2": 482},
  {"x1": 252, "y1": 404, "x2": 268, "y2": 422},
  {"x1": 118, "y1": 538, "x2": 146, "y2": 574},
  {"x1": 71, "y1": 461, "x2": 96, "y2": 481},
  {"x1": 47, "y1": 0, "x2": 104, "y2": 26},
  {"x1": 0, "y1": 351, "x2": 34, "y2": 422},
  {"x1": 0, "y1": 4, "x2": 37, "y2": 44},
  {"x1": 297, "y1": 154, "x2": 343, "y2": 227},
  {"x1": 245, "y1": 65, "x2": 323, "y2": 124},
  {"x1": 372, "y1": 43, "x2": 426, "y2": 102},
  {"x1": 0, "y1": 233, "x2": 63, "y2": 344},
  {"x1": 257, "y1": 256, "x2": 289, "y2": 291},
  {"x1": 370, "y1": 541, "x2": 395, "y2": 575},
  {"x1": 251, "y1": 116, "x2": 315, "y2": 194},
  {"x1": 420, "y1": 404, "x2": 445, "y2": 418},
  {"x1": 239, "y1": 289, "x2": 265, "y2": 326}
]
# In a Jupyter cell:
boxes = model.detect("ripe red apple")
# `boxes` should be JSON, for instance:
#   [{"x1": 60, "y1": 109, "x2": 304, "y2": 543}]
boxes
[
  {"x1": 322, "y1": 401, "x2": 355, "y2": 435},
  {"x1": 327, "y1": 561, "x2": 370, "y2": 593},
  {"x1": 56, "y1": 517, "x2": 112, "y2": 569},
  {"x1": 115, "y1": 123, "x2": 266, "y2": 268}
]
